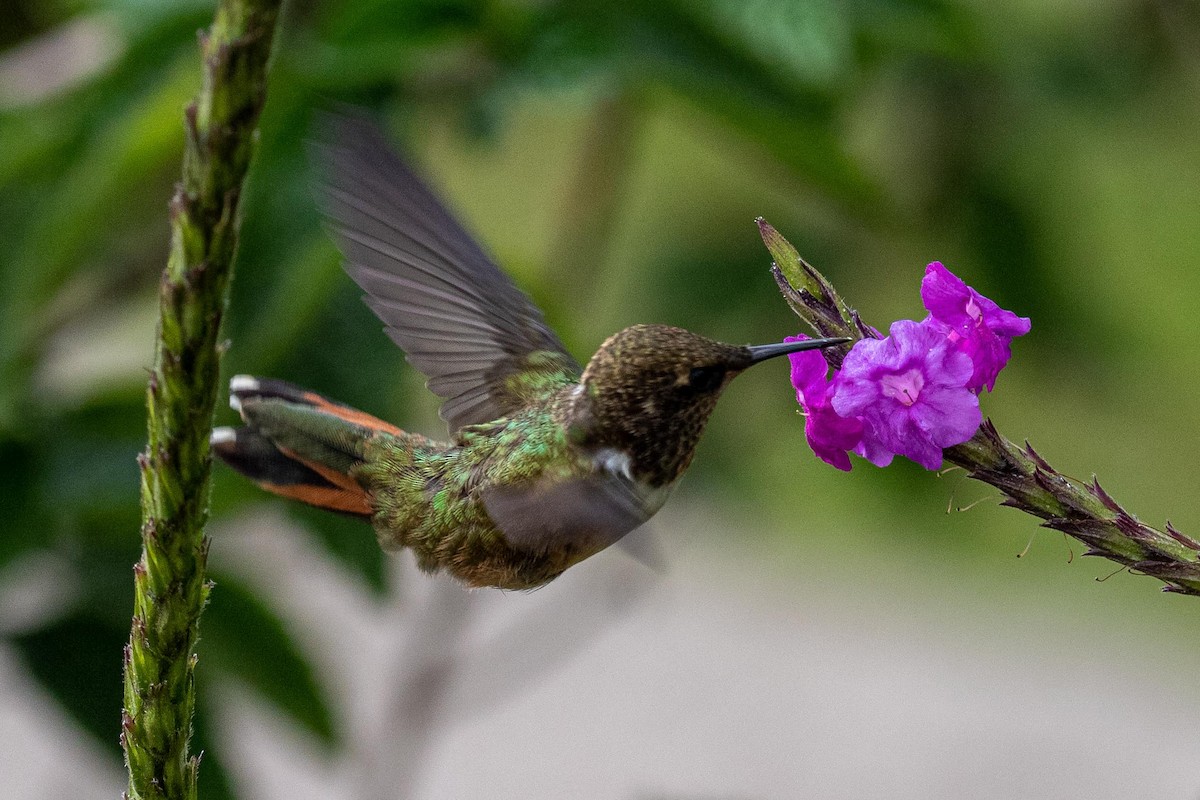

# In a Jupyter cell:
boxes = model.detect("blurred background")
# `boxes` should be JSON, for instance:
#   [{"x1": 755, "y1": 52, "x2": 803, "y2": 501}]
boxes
[{"x1": 3, "y1": 0, "x2": 1200, "y2": 797}]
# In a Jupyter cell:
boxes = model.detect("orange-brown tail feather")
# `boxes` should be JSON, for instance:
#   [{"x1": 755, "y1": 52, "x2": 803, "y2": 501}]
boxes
[{"x1": 212, "y1": 376, "x2": 394, "y2": 518}]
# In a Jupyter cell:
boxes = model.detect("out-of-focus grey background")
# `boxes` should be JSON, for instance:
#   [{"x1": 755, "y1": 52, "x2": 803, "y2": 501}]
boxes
[{"x1": 2, "y1": 1, "x2": 1199, "y2": 797}]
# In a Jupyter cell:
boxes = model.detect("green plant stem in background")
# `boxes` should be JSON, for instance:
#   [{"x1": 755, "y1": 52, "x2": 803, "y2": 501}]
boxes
[
  {"x1": 122, "y1": 2, "x2": 282, "y2": 798},
  {"x1": 759, "y1": 218, "x2": 1200, "y2": 598}
]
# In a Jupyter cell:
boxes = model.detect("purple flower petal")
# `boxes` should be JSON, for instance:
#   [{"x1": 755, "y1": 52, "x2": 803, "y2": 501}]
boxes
[
  {"x1": 785, "y1": 334, "x2": 828, "y2": 405},
  {"x1": 920, "y1": 262, "x2": 975, "y2": 333},
  {"x1": 910, "y1": 384, "x2": 980, "y2": 446},
  {"x1": 806, "y1": 403, "x2": 863, "y2": 472},
  {"x1": 853, "y1": 429, "x2": 895, "y2": 468},
  {"x1": 921, "y1": 262, "x2": 1030, "y2": 392},
  {"x1": 830, "y1": 318, "x2": 981, "y2": 471},
  {"x1": 786, "y1": 334, "x2": 863, "y2": 470}
]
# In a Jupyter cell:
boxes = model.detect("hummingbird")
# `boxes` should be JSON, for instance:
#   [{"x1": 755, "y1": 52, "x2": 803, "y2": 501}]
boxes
[{"x1": 212, "y1": 114, "x2": 847, "y2": 590}]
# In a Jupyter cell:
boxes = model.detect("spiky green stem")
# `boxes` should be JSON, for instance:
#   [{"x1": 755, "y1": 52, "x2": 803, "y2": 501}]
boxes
[
  {"x1": 122, "y1": 2, "x2": 281, "y2": 798},
  {"x1": 759, "y1": 218, "x2": 1200, "y2": 597}
]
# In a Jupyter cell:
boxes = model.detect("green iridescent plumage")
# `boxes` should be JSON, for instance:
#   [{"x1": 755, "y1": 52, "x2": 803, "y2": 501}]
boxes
[{"x1": 357, "y1": 388, "x2": 597, "y2": 588}]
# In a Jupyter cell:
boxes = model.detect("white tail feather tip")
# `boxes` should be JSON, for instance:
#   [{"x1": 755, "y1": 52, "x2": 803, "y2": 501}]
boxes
[
  {"x1": 210, "y1": 427, "x2": 237, "y2": 446},
  {"x1": 229, "y1": 375, "x2": 260, "y2": 393}
]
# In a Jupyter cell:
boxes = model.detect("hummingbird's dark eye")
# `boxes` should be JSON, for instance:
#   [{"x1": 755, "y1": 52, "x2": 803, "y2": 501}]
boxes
[{"x1": 688, "y1": 365, "x2": 726, "y2": 393}]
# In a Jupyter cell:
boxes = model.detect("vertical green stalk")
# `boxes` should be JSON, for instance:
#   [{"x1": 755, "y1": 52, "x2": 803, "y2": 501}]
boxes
[{"x1": 122, "y1": 2, "x2": 282, "y2": 798}]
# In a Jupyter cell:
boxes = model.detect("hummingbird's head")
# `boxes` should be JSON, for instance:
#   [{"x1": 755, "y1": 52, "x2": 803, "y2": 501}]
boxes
[{"x1": 570, "y1": 324, "x2": 847, "y2": 487}]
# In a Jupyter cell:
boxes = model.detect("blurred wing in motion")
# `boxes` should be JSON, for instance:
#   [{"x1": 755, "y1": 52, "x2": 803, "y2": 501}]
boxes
[
  {"x1": 313, "y1": 113, "x2": 581, "y2": 432},
  {"x1": 615, "y1": 523, "x2": 668, "y2": 575},
  {"x1": 481, "y1": 471, "x2": 653, "y2": 558}
]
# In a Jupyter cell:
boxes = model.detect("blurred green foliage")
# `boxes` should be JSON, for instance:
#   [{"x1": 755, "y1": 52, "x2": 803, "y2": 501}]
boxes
[{"x1": 2, "y1": 0, "x2": 1199, "y2": 796}]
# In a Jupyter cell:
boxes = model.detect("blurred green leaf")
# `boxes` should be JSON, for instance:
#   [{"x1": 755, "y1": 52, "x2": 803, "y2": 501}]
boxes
[
  {"x1": 202, "y1": 572, "x2": 337, "y2": 746},
  {"x1": 691, "y1": 0, "x2": 853, "y2": 90},
  {"x1": 13, "y1": 611, "x2": 126, "y2": 750},
  {"x1": 191, "y1": 694, "x2": 238, "y2": 800},
  {"x1": 0, "y1": 439, "x2": 54, "y2": 569},
  {"x1": 289, "y1": 505, "x2": 387, "y2": 595}
]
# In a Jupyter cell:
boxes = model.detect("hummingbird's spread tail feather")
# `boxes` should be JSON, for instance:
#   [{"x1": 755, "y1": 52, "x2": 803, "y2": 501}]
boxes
[
  {"x1": 211, "y1": 426, "x2": 373, "y2": 517},
  {"x1": 213, "y1": 376, "x2": 402, "y2": 518}
]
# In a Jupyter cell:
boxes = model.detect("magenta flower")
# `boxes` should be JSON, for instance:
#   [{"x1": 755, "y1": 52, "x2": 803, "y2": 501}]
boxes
[
  {"x1": 786, "y1": 262, "x2": 1025, "y2": 471},
  {"x1": 786, "y1": 335, "x2": 863, "y2": 472},
  {"x1": 830, "y1": 319, "x2": 981, "y2": 470},
  {"x1": 921, "y1": 262, "x2": 1031, "y2": 392}
]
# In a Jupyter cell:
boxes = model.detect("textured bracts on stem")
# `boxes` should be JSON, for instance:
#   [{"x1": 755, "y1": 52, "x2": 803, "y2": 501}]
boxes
[
  {"x1": 122, "y1": 2, "x2": 281, "y2": 799},
  {"x1": 763, "y1": 224, "x2": 1200, "y2": 597},
  {"x1": 947, "y1": 424, "x2": 1200, "y2": 595},
  {"x1": 757, "y1": 218, "x2": 878, "y2": 369}
]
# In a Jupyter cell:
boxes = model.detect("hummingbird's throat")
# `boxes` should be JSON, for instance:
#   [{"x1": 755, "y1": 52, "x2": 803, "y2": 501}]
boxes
[
  {"x1": 589, "y1": 447, "x2": 673, "y2": 515},
  {"x1": 592, "y1": 447, "x2": 635, "y2": 481}
]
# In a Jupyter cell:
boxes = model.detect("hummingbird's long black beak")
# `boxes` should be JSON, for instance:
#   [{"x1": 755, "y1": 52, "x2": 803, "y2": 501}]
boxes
[{"x1": 746, "y1": 337, "x2": 851, "y2": 365}]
